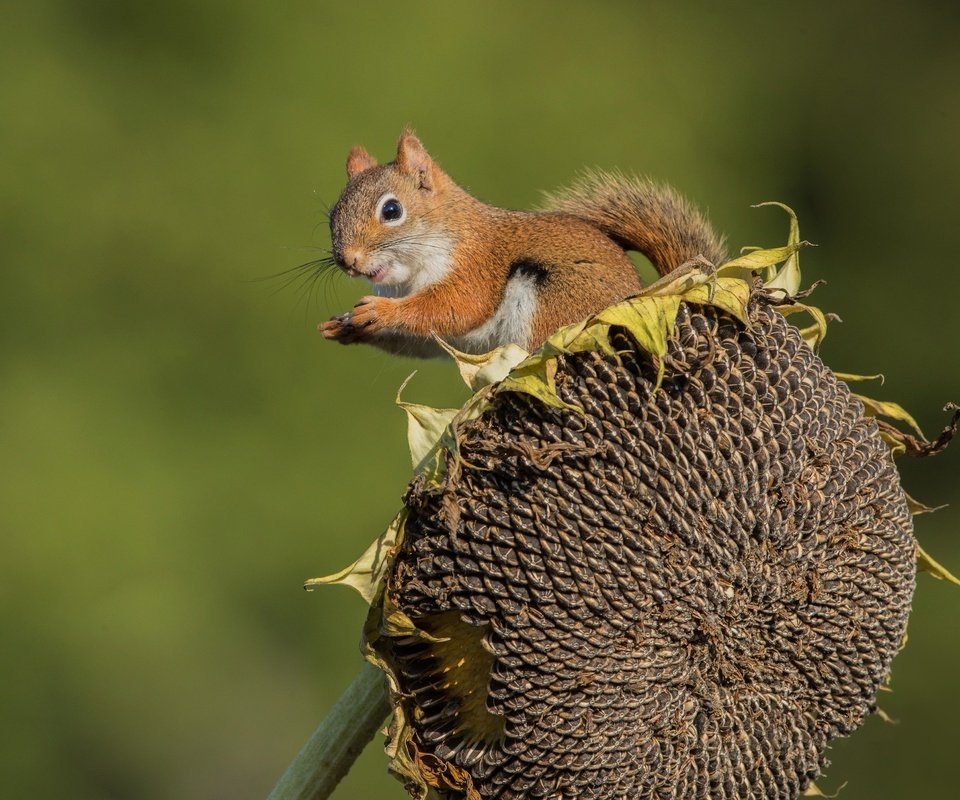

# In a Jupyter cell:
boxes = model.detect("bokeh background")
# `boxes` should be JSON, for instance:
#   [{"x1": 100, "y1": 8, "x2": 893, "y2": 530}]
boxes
[{"x1": 3, "y1": 2, "x2": 958, "y2": 798}]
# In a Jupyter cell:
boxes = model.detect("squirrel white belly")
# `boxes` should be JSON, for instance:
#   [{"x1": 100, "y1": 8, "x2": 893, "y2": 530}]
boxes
[{"x1": 320, "y1": 130, "x2": 725, "y2": 356}]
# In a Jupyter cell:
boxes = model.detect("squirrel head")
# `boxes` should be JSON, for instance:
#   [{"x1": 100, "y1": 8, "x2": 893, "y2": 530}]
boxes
[{"x1": 329, "y1": 130, "x2": 456, "y2": 292}]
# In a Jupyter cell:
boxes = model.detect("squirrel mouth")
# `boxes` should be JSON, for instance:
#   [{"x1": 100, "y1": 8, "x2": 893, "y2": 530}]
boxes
[{"x1": 364, "y1": 265, "x2": 390, "y2": 284}]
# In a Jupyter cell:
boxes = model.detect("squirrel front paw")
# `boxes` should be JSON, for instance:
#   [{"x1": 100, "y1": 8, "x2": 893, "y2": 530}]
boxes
[
  {"x1": 319, "y1": 311, "x2": 363, "y2": 344},
  {"x1": 347, "y1": 295, "x2": 389, "y2": 336},
  {"x1": 319, "y1": 297, "x2": 391, "y2": 344}
]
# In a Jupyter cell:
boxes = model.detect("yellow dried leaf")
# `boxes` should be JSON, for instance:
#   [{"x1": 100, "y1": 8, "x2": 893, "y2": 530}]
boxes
[
  {"x1": 637, "y1": 260, "x2": 713, "y2": 297},
  {"x1": 381, "y1": 603, "x2": 449, "y2": 642},
  {"x1": 305, "y1": 509, "x2": 407, "y2": 605},
  {"x1": 542, "y1": 317, "x2": 592, "y2": 352},
  {"x1": 874, "y1": 706, "x2": 897, "y2": 725},
  {"x1": 755, "y1": 201, "x2": 802, "y2": 294},
  {"x1": 434, "y1": 338, "x2": 529, "y2": 391},
  {"x1": 904, "y1": 491, "x2": 947, "y2": 516},
  {"x1": 560, "y1": 326, "x2": 617, "y2": 357},
  {"x1": 498, "y1": 356, "x2": 581, "y2": 412},
  {"x1": 855, "y1": 394, "x2": 926, "y2": 439},
  {"x1": 596, "y1": 295, "x2": 683, "y2": 359},
  {"x1": 804, "y1": 781, "x2": 847, "y2": 798},
  {"x1": 833, "y1": 372, "x2": 884, "y2": 385},
  {"x1": 395, "y1": 373, "x2": 458, "y2": 471},
  {"x1": 917, "y1": 543, "x2": 960, "y2": 586},
  {"x1": 878, "y1": 429, "x2": 907, "y2": 458},
  {"x1": 778, "y1": 303, "x2": 829, "y2": 350},
  {"x1": 717, "y1": 241, "x2": 807, "y2": 275},
  {"x1": 683, "y1": 276, "x2": 752, "y2": 326}
]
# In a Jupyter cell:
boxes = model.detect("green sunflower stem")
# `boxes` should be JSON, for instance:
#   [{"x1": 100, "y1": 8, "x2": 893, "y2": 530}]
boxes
[{"x1": 267, "y1": 662, "x2": 390, "y2": 800}]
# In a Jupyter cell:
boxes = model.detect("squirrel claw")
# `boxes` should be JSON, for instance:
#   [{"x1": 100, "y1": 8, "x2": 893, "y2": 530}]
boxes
[
  {"x1": 319, "y1": 299, "x2": 385, "y2": 343},
  {"x1": 319, "y1": 312, "x2": 363, "y2": 344},
  {"x1": 349, "y1": 295, "x2": 386, "y2": 334}
]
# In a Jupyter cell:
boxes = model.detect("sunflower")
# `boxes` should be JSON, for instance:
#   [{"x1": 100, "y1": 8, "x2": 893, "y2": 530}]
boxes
[{"x1": 310, "y1": 206, "x2": 957, "y2": 800}]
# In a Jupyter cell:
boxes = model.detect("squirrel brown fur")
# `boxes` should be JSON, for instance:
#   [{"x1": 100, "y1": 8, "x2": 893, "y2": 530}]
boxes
[{"x1": 320, "y1": 130, "x2": 726, "y2": 357}]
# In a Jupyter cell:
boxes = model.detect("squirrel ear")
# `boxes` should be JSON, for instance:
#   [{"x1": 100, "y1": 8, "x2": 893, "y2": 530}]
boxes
[
  {"x1": 346, "y1": 146, "x2": 377, "y2": 178},
  {"x1": 395, "y1": 130, "x2": 434, "y2": 190}
]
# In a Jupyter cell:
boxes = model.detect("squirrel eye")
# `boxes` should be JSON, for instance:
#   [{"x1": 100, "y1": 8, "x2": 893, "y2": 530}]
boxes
[{"x1": 379, "y1": 196, "x2": 404, "y2": 224}]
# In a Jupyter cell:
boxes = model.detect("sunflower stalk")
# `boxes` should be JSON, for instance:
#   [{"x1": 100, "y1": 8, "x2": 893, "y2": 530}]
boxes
[{"x1": 266, "y1": 662, "x2": 390, "y2": 800}]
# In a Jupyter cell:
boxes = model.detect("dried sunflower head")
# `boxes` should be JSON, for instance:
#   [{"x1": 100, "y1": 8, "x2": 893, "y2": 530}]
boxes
[{"x1": 311, "y1": 209, "x2": 957, "y2": 800}]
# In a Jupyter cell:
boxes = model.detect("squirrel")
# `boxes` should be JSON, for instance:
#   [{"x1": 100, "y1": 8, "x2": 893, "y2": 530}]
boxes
[{"x1": 320, "y1": 130, "x2": 726, "y2": 357}]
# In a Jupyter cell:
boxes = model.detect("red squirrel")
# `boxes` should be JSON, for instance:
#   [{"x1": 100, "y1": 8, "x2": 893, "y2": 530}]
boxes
[{"x1": 320, "y1": 130, "x2": 726, "y2": 356}]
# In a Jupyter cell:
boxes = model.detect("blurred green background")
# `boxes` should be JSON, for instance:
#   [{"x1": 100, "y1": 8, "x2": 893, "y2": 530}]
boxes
[{"x1": 2, "y1": 2, "x2": 958, "y2": 798}]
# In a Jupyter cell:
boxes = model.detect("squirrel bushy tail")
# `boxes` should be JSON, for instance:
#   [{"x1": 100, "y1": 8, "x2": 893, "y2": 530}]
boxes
[{"x1": 542, "y1": 171, "x2": 727, "y2": 277}]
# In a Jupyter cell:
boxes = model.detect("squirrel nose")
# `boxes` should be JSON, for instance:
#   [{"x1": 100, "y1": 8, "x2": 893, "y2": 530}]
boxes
[{"x1": 340, "y1": 247, "x2": 363, "y2": 270}]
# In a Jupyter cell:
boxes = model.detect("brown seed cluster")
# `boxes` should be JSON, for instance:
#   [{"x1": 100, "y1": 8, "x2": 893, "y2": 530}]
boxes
[{"x1": 385, "y1": 300, "x2": 916, "y2": 799}]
